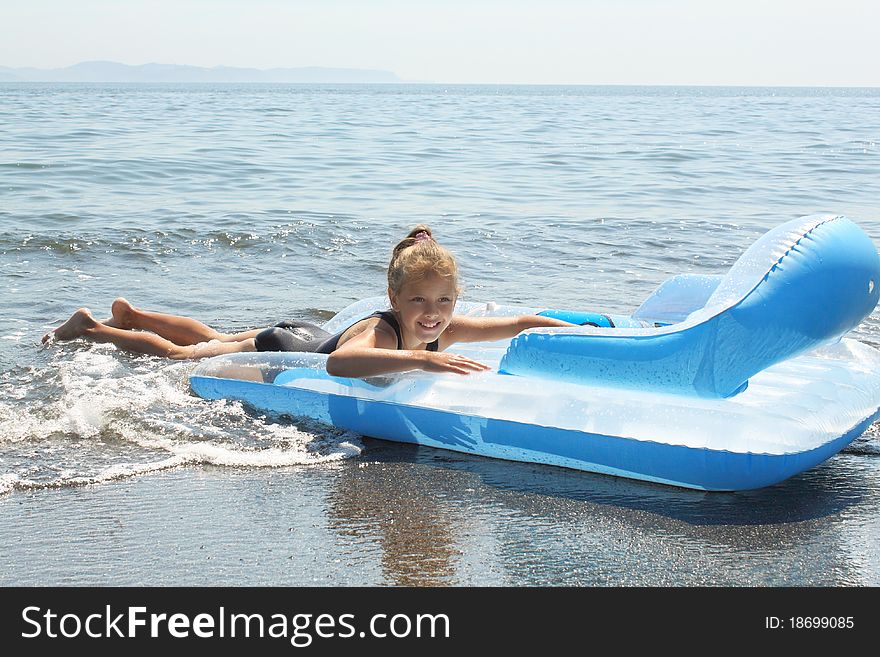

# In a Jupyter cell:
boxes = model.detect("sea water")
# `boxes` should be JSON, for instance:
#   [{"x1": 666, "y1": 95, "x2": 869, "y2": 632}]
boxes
[{"x1": 1, "y1": 83, "x2": 878, "y2": 585}]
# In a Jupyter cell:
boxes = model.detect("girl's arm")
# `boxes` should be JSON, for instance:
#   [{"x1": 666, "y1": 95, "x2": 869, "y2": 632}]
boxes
[
  {"x1": 326, "y1": 325, "x2": 490, "y2": 378},
  {"x1": 442, "y1": 315, "x2": 576, "y2": 346}
]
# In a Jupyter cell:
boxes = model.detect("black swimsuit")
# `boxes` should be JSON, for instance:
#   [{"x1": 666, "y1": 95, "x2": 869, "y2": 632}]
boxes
[{"x1": 253, "y1": 311, "x2": 440, "y2": 354}]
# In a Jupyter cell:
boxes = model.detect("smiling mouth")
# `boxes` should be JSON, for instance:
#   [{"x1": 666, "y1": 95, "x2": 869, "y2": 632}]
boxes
[{"x1": 419, "y1": 321, "x2": 441, "y2": 330}]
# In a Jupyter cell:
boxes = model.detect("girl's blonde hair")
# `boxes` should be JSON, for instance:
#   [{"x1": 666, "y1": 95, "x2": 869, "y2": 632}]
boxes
[{"x1": 387, "y1": 225, "x2": 460, "y2": 295}]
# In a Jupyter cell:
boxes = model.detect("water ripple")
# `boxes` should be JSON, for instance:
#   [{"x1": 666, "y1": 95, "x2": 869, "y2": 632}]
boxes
[{"x1": 2, "y1": 82, "x2": 880, "y2": 498}]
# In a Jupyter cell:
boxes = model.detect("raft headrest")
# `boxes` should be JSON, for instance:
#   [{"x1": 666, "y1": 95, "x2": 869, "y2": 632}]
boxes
[
  {"x1": 691, "y1": 214, "x2": 879, "y2": 329},
  {"x1": 499, "y1": 214, "x2": 880, "y2": 398}
]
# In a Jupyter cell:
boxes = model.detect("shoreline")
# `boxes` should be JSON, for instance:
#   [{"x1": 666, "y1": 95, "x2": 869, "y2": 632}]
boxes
[{"x1": 2, "y1": 440, "x2": 877, "y2": 587}]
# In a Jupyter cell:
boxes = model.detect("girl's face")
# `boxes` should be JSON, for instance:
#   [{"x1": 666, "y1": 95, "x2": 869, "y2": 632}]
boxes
[{"x1": 389, "y1": 271, "x2": 458, "y2": 348}]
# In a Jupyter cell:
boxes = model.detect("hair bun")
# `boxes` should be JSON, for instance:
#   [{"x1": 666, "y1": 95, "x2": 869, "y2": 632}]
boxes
[{"x1": 406, "y1": 224, "x2": 433, "y2": 240}]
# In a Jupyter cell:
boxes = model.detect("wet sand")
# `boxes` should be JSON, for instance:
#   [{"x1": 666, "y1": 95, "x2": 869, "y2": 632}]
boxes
[{"x1": 1, "y1": 439, "x2": 878, "y2": 587}]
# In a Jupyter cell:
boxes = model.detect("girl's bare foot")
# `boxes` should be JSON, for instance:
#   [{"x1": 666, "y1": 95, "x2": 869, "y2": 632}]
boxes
[
  {"x1": 105, "y1": 297, "x2": 137, "y2": 329},
  {"x1": 42, "y1": 308, "x2": 98, "y2": 343}
]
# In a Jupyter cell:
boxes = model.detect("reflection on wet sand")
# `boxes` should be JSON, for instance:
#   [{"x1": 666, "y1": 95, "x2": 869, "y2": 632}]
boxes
[
  {"x1": 323, "y1": 439, "x2": 877, "y2": 586},
  {"x1": 326, "y1": 456, "x2": 460, "y2": 586}
]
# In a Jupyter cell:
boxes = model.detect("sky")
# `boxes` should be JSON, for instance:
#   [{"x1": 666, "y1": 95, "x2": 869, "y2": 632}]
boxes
[{"x1": 1, "y1": 0, "x2": 878, "y2": 86}]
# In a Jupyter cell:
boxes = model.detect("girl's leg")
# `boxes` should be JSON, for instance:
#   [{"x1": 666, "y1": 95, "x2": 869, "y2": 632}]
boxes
[
  {"x1": 44, "y1": 308, "x2": 256, "y2": 360},
  {"x1": 106, "y1": 298, "x2": 262, "y2": 345}
]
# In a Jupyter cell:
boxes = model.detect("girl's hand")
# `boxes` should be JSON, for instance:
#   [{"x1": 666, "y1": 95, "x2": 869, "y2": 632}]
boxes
[{"x1": 421, "y1": 351, "x2": 491, "y2": 375}]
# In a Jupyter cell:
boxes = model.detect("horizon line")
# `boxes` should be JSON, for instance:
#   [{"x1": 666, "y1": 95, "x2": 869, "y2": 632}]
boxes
[
  {"x1": 1, "y1": 61, "x2": 877, "y2": 88},
  {"x1": 3, "y1": 80, "x2": 879, "y2": 89}
]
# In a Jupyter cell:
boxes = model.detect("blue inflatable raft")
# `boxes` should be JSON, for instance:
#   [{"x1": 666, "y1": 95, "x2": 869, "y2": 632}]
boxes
[{"x1": 190, "y1": 214, "x2": 880, "y2": 490}]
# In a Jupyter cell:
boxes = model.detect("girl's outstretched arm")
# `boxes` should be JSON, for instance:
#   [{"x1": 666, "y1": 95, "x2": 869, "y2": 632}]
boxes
[
  {"x1": 441, "y1": 315, "x2": 576, "y2": 346},
  {"x1": 326, "y1": 326, "x2": 489, "y2": 378}
]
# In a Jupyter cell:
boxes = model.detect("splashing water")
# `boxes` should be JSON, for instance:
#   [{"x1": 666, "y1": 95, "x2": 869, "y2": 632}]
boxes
[{"x1": 0, "y1": 343, "x2": 362, "y2": 495}]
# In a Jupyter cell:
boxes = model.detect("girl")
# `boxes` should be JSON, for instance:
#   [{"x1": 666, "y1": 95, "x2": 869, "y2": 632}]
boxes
[{"x1": 42, "y1": 226, "x2": 575, "y2": 377}]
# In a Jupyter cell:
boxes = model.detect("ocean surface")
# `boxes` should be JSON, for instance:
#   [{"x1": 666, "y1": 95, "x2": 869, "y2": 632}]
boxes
[{"x1": 1, "y1": 83, "x2": 879, "y2": 585}]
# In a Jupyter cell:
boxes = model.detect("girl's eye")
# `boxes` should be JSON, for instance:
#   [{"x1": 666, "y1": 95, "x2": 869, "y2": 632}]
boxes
[
  {"x1": 439, "y1": 297, "x2": 452, "y2": 303},
  {"x1": 411, "y1": 297, "x2": 424, "y2": 303}
]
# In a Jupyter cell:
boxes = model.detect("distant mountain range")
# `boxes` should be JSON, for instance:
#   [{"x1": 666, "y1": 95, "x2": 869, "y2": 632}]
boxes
[{"x1": 0, "y1": 61, "x2": 404, "y2": 83}]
